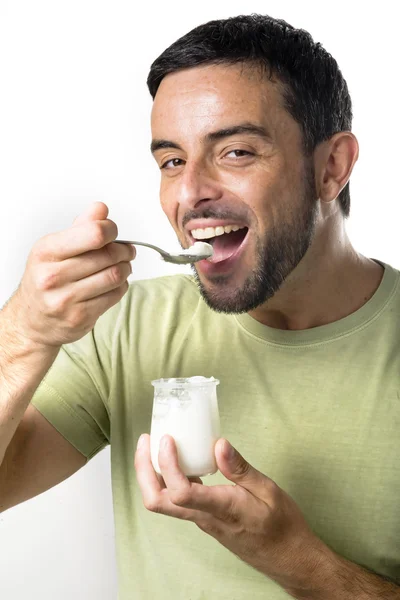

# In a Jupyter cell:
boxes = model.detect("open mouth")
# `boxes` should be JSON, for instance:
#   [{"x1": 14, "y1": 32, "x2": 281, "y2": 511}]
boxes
[{"x1": 196, "y1": 227, "x2": 249, "y2": 264}]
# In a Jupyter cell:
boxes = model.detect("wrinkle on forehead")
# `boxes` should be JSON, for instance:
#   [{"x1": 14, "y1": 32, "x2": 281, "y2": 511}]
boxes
[{"x1": 151, "y1": 63, "x2": 300, "y2": 150}]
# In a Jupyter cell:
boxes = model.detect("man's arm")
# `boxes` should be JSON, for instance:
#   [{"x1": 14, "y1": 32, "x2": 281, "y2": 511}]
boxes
[
  {"x1": 0, "y1": 201, "x2": 134, "y2": 510},
  {"x1": 0, "y1": 298, "x2": 62, "y2": 463},
  {"x1": 284, "y1": 549, "x2": 400, "y2": 599},
  {"x1": 0, "y1": 405, "x2": 86, "y2": 513},
  {"x1": 135, "y1": 434, "x2": 400, "y2": 600},
  {"x1": 0, "y1": 303, "x2": 85, "y2": 512}
]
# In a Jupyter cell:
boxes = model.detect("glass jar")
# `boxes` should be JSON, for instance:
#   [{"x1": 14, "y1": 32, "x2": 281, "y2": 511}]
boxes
[{"x1": 150, "y1": 376, "x2": 220, "y2": 477}]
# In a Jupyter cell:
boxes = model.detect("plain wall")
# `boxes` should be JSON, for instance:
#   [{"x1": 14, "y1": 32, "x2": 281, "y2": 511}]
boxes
[{"x1": 0, "y1": 1, "x2": 399, "y2": 598}]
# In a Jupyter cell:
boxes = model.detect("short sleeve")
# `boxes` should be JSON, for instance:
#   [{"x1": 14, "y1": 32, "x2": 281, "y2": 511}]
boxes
[{"x1": 31, "y1": 305, "x2": 119, "y2": 460}]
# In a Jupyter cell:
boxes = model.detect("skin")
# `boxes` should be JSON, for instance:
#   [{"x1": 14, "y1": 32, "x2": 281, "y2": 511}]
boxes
[{"x1": 133, "y1": 63, "x2": 399, "y2": 598}]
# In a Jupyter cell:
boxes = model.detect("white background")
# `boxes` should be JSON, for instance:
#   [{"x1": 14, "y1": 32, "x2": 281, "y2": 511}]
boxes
[{"x1": 0, "y1": 1, "x2": 398, "y2": 598}]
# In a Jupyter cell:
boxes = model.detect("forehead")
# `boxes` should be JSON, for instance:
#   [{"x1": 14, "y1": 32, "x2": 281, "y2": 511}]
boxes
[{"x1": 150, "y1": 63, "x2": 290, "y2": 141}]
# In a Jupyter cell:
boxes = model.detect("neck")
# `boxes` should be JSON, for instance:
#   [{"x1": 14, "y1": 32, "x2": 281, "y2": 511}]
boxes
[{"x1": 248, "y1": 215, "x2": 384, "y2": 330}]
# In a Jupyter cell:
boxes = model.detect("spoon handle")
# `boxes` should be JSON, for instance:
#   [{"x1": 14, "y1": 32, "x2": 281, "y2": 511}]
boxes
[{"x1": 114, "y1": 239, "x2": 168, "y2": 257}]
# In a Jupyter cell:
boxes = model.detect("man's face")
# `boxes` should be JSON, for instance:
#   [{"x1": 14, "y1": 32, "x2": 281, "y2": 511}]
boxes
[{"x1": 151, "y1": 63, "x2": 318, "y2": 313}]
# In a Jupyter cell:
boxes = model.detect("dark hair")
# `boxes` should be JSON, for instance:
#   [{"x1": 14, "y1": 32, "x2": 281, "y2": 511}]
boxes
[{"x1": 147, "y1": 14, "x2": 353, "y2": 217}]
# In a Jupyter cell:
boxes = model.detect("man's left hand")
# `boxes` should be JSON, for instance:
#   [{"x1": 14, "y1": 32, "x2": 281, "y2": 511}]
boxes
[{"x1": 134, "y1": 434, "x2": 334, "y2": 592}]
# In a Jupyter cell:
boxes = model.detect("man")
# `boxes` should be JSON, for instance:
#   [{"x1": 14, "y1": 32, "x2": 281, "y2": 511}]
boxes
[{"x1": 0, "y1": 13, "x2": 399, "y2": 599}]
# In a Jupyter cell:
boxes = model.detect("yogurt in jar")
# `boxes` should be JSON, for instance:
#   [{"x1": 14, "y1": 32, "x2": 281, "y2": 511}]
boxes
[{"x1": 150, "y1": 376, "x2": 220, "y2": 477}]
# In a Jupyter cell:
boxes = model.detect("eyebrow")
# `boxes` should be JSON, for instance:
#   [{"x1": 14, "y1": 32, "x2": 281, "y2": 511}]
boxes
[{"x1": 150, "y1": 123, "x2": 272, "y2": 154}]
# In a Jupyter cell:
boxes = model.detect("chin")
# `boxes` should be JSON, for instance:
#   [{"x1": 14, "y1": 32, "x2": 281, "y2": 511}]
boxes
[{"x1": 193, "y1": 264, "x2": 271, "y2": 314}]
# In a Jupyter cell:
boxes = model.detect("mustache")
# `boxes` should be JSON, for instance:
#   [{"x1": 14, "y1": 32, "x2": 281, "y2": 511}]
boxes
[{"x1": 182, "y1": 207, "x2": 251, "y2": 229}]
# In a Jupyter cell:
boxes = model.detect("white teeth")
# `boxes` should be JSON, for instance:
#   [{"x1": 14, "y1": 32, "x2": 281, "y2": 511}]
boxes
[
  {"x1": 191, "y1": 228, "x2": 206, "y2": 239},
  {"x1": 191, "y1": 224, "x2": 245, "y2": 240},
  {"x1": 204, "y1": 227, "x2": 215, "y2": 239}
]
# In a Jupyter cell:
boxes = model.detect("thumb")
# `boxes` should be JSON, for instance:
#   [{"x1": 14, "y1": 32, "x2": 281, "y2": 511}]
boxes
[
  {"x1": 73, "y1": 201, "x2": 109, "y2": 226},
  {"x1": 216, "y1": 438, "x2": 272, "y2": 497}
]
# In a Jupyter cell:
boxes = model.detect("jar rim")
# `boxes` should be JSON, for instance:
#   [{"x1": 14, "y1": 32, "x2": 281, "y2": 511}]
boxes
[{"x1": 151, "y1": 377, "x2": 219, "y2": 389}]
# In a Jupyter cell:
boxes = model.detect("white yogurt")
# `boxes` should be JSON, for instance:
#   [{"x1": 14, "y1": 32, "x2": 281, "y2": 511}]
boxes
[
  {"x1": 150, "y1": 376, "x2": 220, "y2": 477},
  {"x1": 179, "y1": 241, "x2": 213, "y2": 258}
]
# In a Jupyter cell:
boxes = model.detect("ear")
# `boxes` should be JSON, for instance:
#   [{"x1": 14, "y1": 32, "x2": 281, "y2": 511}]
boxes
[{"x1": 315, "y1": 132, "x2": 359, "y2": 204}]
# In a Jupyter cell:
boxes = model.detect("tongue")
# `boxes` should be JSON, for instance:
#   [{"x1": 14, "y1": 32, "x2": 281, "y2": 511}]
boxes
[{"x1": 207, "y1": 229, "x2": 247, "y2": 263}]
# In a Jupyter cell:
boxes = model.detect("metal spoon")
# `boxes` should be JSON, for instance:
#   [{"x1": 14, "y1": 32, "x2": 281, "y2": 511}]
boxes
[{"x1": 115, "y1": 239, "x2": 213, "y2": 265}]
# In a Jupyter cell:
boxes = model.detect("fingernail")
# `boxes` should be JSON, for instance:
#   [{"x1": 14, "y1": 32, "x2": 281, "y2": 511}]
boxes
[
  {"x1": 137, "y1": 434, "x2": 145, "y2": 450},
  {"x1": 161, "y1": 435, "x2": 169, "y2": 450},
  {"x1": 223, "y1": 439, "x2": 236, "y2": 461}
]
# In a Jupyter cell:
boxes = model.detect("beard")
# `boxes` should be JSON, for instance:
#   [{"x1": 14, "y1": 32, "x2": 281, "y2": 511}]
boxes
[{"x1": 191, "y1": 160, "x2": 318, "y2": 314}]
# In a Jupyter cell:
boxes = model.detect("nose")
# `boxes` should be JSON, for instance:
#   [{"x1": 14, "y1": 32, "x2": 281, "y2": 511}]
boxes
[{"x1": 176, "y1": 160, "x2": 223, "y2": 211}]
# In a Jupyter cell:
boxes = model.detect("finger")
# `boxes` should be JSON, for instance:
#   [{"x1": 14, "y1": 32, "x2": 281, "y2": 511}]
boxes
[
  {"x1": 71, "y1": 260, "x2": 132, "y2": 301},
  {"x1": 135, "y1": 434, "x2": 165, "y2": 494},
  {"x1": 73, "y1": 201, "x2": 109, "y2": 225},
  {"x1": 135, "y1": 434, "x2": 205, "y2": 522},
  {"x1": 158, "y1": 435, "x2": 237, "y2": 521},
  {"x1": 56, "y1": 243, "x2": 136, "y2": 285},
  {"x1": 38, "y1": 219, "x2": 118, "y2": 262},
  {"x1": 74, "y1": 280, "x2": 130, "y2": 320},
  {"x1": 216, "y1": 439, "x2": 277, "y2": 502}
]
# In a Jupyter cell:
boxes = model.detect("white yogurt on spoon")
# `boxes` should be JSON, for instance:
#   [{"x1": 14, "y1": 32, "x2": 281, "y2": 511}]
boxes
[{"x1": 179, "y1": 241, "x2": 213, "y2": 259}]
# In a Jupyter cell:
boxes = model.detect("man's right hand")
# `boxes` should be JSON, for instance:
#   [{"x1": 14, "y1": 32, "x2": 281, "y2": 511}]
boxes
[{"x1": 9, "y1": 201, "x2": 135, "y2": 348}]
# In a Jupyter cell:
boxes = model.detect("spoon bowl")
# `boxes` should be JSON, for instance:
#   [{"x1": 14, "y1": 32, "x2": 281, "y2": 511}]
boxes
[{"x1": 115, "y1": 239, "x2": 213, "y2": 265}]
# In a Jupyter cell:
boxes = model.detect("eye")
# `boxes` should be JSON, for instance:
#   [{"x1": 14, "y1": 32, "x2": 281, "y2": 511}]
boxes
[
  {"x1": 224, "y1": 149, "x2": 254, "y2": 159},
  {"x1": 160, "y1": 157, "x2": 185, "y2": 170}
]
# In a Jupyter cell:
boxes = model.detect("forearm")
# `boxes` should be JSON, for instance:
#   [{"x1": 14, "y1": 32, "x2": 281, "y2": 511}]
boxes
[
  {"x1": 282, "y1": 546, "x2": 400, "y2": 600},
  {"x1": 0, "y1": 297, "x2": 59, "y2": 464}
]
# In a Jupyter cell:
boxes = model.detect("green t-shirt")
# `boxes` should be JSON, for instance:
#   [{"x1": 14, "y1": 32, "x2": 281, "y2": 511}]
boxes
[{"x1": 32, "y1": 260, "x2": 400, "y2": 598}]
